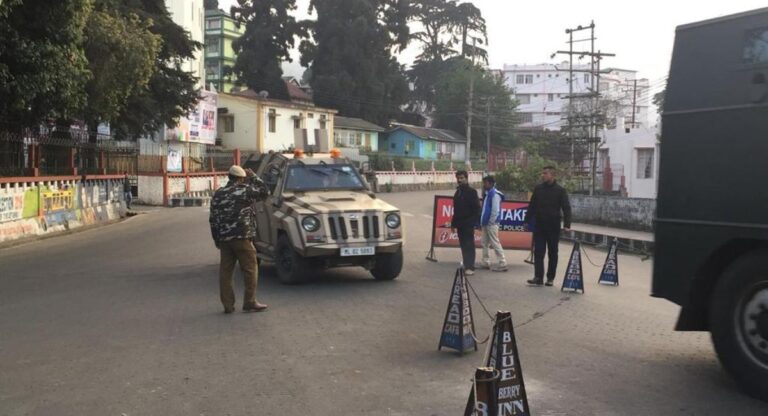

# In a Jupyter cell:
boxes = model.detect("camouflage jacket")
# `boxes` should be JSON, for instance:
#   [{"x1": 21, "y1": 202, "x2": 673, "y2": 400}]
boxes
[{"x1": 209, "y1": 177, "x2": 268, "y2": 243}]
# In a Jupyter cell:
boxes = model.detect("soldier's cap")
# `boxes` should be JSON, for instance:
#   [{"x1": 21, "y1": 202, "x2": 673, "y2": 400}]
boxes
[{"x1": 229, "y1": 165, "x2": 247, "y2": 177}]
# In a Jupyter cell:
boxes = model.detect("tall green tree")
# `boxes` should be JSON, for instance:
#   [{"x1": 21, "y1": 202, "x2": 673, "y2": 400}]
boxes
[
  {"x1": 108, "y1": 0, "x2": 201, "y2": 138},
  {"x1": 407, "y1": 1, "x2": 487, "y2": 114},
  {"x1": 231, "y1": 0, "x2": 307, "y2": 100},
  {"x1": 433, "y1": 58, "x2": 518, "y2": 149},
  {"x1": 301, "y1": 0, "x2": 411, "y2": 126},
  {"x1": 0, "y1": 0, "x2": 93, "y2": 128},
  {"x1": 450, "y1": 2, "x2": 487, "y2": 64},
  {"x1": 83, "y1": 2, "x2": 160, "y2": 135}
]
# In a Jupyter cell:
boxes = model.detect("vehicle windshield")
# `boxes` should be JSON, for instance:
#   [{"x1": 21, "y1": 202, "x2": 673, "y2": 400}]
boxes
[{"x1": 284, "y1": 164, "x2": 365, "y2": 191}]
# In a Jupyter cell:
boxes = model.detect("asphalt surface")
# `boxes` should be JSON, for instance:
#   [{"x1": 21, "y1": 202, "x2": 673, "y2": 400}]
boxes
[{"x1": 1, "y1": 190, "x2": 765, "y2": 415}]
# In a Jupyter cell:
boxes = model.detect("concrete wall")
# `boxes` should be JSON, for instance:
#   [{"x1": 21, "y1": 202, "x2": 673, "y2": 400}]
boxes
[
  {"x1": 218, "y1": 94, "x2": 259, "y2": 151},
  {"x1": 0, "y1": 177, "x2": 126, "y2": 244},
  {"x1": 570, "y1": 194, "x2": 655, "y2": 231},
  {"x1": 138, "y1": 173, "x2": 228, "y2": 206},
  {"x1": 373, "y1": 171, "x2": 482, "y2": 192}
]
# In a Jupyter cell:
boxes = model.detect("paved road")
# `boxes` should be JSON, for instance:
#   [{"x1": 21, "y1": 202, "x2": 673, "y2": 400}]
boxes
[{"x1": 1, "y1": 190, "x2": 765, "y2": 415}]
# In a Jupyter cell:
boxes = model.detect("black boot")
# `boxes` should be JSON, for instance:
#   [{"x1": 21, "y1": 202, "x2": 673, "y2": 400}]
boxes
[{"x1": 526, "y1": 278, "x2": 543, "y2": 286}]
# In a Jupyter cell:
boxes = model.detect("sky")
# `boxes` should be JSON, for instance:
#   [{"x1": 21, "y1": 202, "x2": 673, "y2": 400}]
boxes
[{"x1": 218, "y1": 0, "x2": 768, "y2": 97}]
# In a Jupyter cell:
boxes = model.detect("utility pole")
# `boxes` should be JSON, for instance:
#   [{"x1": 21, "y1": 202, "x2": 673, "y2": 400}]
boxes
[
  {"x1": 555, "y1": 21, "x2": 615, "y2": 195},
  {"x1": 465, "y1": 37, "x2": 477, "y2": 166},
  {"x1": 486, "y1": 99, "x2": 492, "y2": 171}
]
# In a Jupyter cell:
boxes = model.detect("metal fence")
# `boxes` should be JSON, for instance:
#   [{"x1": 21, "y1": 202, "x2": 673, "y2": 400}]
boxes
[{"x1": 0, "y1": 127, "x2": 138, "y2": 177}]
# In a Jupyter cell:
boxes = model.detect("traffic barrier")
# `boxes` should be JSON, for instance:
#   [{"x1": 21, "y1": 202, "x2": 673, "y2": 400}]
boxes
[
  {"x1": 466, "y1": 311, "x2": 531, "y2": 416},
  {"x1": 561, "y1": 242, "x2": 585, "y2": 294},
  {"x1": 597, "y1": 238, "x2": 620, "y2": 286},
  {"x1": 438, "y1": 268, "x2": 478, "y2": 354}
]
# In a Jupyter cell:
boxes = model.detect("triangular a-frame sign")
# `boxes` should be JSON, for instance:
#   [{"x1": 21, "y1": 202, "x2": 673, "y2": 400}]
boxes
[
  {"x1": 561, "y1": 242, "x2": 585, "y2": 293},
  {"x1": 438, "y1": 268, "x2": 478, "y2": 353},
  {"x1": 598, "y1": 238, "x2": 620, "y2": 286},
  {"x1": 463, "y1": 367, "x2": 498, "y2": 416},
  {"x1": 466, "y1": 311, "x2": 531, "y2": 416}
]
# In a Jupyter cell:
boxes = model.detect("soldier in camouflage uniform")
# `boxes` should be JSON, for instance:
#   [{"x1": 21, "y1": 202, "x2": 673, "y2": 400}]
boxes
[{"x1": 209, "y1": 165, "x2": 269, "y2": 314}]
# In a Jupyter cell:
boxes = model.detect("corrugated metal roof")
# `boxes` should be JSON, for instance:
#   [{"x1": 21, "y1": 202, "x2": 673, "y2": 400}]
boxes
[
  {"x1": 334, "y1": 116, "x2": 385, "y2": 132},
  {"x1": 389, "y1": 124, "x2": 466, "y2": 143}
]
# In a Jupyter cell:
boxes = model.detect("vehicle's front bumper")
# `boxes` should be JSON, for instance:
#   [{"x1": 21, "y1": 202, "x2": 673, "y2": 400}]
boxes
[{"x1": 302, "y1": 241, "x2": 402, "y2": 257}]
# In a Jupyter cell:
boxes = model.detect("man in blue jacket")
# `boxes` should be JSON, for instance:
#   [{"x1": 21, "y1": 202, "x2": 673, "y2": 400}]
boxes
[{"x1": 480, "y1": 176, "x2": 507, "y2": 272}]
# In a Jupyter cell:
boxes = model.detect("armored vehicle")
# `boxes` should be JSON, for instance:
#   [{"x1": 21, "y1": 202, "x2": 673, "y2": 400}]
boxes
[
  {"x1": 246, "y1": 150, "x2": 404, "y2": 284},
  {"x1": 654, "y1": 7, "x2": 768, "y2": 400}
]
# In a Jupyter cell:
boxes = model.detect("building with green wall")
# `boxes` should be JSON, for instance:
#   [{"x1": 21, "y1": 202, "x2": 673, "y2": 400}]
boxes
[{"x1": 204, "y1": 9, "x2": 245, "y2": 93}]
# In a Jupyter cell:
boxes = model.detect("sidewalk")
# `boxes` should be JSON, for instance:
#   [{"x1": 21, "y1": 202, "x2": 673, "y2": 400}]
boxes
[{"x1": 564, "y1": 222, "x2": 654, "y2": 255}]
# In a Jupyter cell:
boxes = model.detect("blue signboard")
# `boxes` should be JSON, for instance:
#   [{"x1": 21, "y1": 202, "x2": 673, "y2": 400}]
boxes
[
  {"x1": 561, "y1": 243, "x2": 585, "y2": 293},
  {"x1": 598, "y1": 238, "x2": 620, "y2": 286},
  {"x1": 438, "y1": 269, "x2": 477, "y2": 353}
]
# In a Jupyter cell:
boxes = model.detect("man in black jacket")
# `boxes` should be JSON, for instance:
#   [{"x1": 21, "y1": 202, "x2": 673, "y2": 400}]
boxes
[
  {"x1": 524, "y1": 166, "x2": 572, "y2": 286},
  {"x1": 451, "y1": 170, "x2": 481, "y2": 275}
]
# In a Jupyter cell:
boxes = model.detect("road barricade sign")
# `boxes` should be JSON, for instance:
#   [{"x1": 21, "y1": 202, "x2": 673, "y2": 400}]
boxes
[
  {"x1": 466, "y1": 311, "x2": 531, "y2": 416},
  {"x1": 598, "y1": 238, "x2": 620, "y2": 286},
  {"x1": 464, "y1": 367, "x2": 499, "y2": 416},
  {"x1": 561, "y1": 242, "x2": 585, "y2": 294},
  {"x1": 438, "y1": 268, "x2": 478, "y2": 354},
  {"x1": 427, "y1": 196, "x2": 533, "y2": 261}
]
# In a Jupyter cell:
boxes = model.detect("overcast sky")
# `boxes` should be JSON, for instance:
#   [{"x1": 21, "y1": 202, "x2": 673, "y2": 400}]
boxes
[{"x1": 218, "y1": 0, "x2": 768, "y2": 97}]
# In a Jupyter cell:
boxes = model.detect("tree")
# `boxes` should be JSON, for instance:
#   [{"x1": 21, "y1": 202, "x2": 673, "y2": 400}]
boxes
[
  {"x1": 652, "y1": 88, "x2": 665, "y2": 115},
  {"x1": 231, "y1": 0, "x2": 307, "y2": 100},
  {"x1": 407, "y1": 1, "x2": 487, "y2": 113},
  {"x1": 450, "y1": 2, "x2": 487, "y2": 64},
  {"x1": 108, "y1": 0, "x2": 201, "y2": 138},
  {"x1": 432, "y1": 58, "x2": 518, "y2": 150},
  {"x1": 0, "y1": 0, "x2": 93, "y2": 128},
  {"x1": 301, "y1": 0, "x2": 411, "y2": 126},
  {"x1": 83, "y1": 3, "x2": 160, "y2": 136}
]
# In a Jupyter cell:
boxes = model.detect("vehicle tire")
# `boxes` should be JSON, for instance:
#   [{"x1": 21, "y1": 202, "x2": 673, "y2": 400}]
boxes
[
  {"x1": 709, "y1": 249, "x2": 768, "y2": 402},
  {"x1": 371, "y1": 248, "x2": 403, "y2": 281},
  {"x1": 275, "y1": 234, "x2": 309, "y2": 284}
]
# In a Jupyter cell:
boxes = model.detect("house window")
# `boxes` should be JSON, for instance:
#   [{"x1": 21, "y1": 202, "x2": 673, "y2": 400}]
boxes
[
  {"x1": 516, "y1": 74, "x2": 524, "y2": 84},
  {"x1": 405, "y1": 140, "x2": 416, "y2": 153},
  {"x1": 525, "y1": 74, "x2": 533, "y2": 84},
  {"x1": 446, "y1": 143, "x2": 456, "y2": 153},
  {"x1": 391, "y1": 142, "x2": 396, "y2": 149},
  {"x1": 334, "y1": 132, "x2": 343, "y2": 147},
  {"x1": 637, "y1": 149, "x2": 654, "y2": 179},
  {"x1": 268, "y1": 109, "x2": 276, "y2": 133},
  {"x1": 307, "y1": 113, "x2": 314, "y2": 118},
  {"x1": 221, "y1": 116, "x2": 234, "y2": 133},
  {"x1": 206, "y1": 19, "x2": 221, "y2": 30},
  {"x1": 584, "y1": 73, "x2": 590, "y2": 84},
  {"x1": 293, "y1": 118, "x2": 301, "y2": 129},
  {"x1": 516, "y1": 94, "x2": 531, "y2": 104},
  {"x1": 206, "y1": 39, "x2": 220, "y2": 54},
  {"x1": 548, "y1": 94, "x2": 554, "y2": 102},
  {"x1": 520, "y1": 113, "x2": 533, "y2": 123},
  {"x1": 206, "y1": 62, "x2": 219, "y2": 78}
]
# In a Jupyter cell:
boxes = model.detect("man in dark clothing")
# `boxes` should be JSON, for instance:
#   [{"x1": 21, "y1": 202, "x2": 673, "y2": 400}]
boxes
[
  {"x1": 451, "y1": 170, "x2": 481, "y2": 275},
  {"x1": 209, "y1": 165, "x2": 269, "y2": 314},
  {"x1": 524, "y1": 166, "x2": 572, "y2": 286}
]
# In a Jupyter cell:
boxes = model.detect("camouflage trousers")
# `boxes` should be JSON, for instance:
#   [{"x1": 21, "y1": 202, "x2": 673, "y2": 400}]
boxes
[{"x1": 219, "y1": 239, "x2": 259, "y2": 309}]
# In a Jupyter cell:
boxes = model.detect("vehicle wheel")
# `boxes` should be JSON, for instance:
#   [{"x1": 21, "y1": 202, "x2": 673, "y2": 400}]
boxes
[
  {"x1": 371, "y1": 248, "x2": 403, "y2": 280},
  {"x1": 710, "y1": 249, "x2": 768, "y2": 401},
  {"x1": 275, "y1": 235, "x2": 309, "y2": 284}
]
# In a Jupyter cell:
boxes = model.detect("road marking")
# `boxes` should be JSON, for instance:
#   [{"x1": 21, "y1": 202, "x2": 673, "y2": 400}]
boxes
[
  {"x1": 402, "y1": 212, "x2": 414, "y2": 217},
  {"x1": 421, "y1": 214, "x2": 433, "y2": 219}
]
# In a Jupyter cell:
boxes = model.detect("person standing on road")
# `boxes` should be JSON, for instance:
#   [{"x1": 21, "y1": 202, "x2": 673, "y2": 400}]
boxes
[
  {"x1": 524, "y1": 166, "x2": 572, "y2": 286},
  {"x1": 209, "y1": 165, "x2": 269, "y2": 314},
  {"x1": 451, "y1": 170, "x2": 481, "y2": 275},
  {"x1": 480, "y1": 176, "x2": 507, "y2": 272},
  {"x1": 123, "y1": 172, "x2": 132, "y2": 210}
]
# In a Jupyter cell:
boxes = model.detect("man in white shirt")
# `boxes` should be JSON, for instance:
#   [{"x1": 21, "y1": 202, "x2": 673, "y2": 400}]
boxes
[{"x1": 479, "y1": 176, "x2": 507, "y2": 272}]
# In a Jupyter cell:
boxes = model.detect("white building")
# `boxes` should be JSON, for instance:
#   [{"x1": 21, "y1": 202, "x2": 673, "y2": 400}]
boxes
[
  {"x1": 501, "y1": 63, "x2": 651, "y2": 131},
  {"x1": 166, "y1": 0, "x2": 205, "y2": 88},
  {"x1": 598, "y1": 118, "x2": 659, "y2": 199}
]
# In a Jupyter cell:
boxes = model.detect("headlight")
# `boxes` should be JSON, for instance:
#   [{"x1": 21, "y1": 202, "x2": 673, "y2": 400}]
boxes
[
  {"x1": 385, "y1": 213, "x2": 401, "y2": 229},
  {"x1": 302, "y1": 216, "x2": 320, "y2": 232}
]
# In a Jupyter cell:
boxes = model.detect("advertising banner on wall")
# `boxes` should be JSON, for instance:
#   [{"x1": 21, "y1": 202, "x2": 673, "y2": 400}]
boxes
[
  {"x1": 430, "y1": 195, "x2": 533, "y2": 251},
  {"x1": 165, "y1": 90, "x2": 218, "y2": 145},
  {"x1": 167, "y1": 143, "x2": 183, "y2": 173}
]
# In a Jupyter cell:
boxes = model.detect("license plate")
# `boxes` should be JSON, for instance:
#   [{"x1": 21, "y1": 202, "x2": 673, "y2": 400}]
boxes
[{"x1": 340, "y1": 247, "x2": 375, "y2": 257}]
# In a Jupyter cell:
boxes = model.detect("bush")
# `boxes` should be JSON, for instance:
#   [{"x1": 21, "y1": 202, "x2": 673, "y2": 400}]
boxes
[{"x1": 495, "y1": 156, "x2": 575, "y2": 193}]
